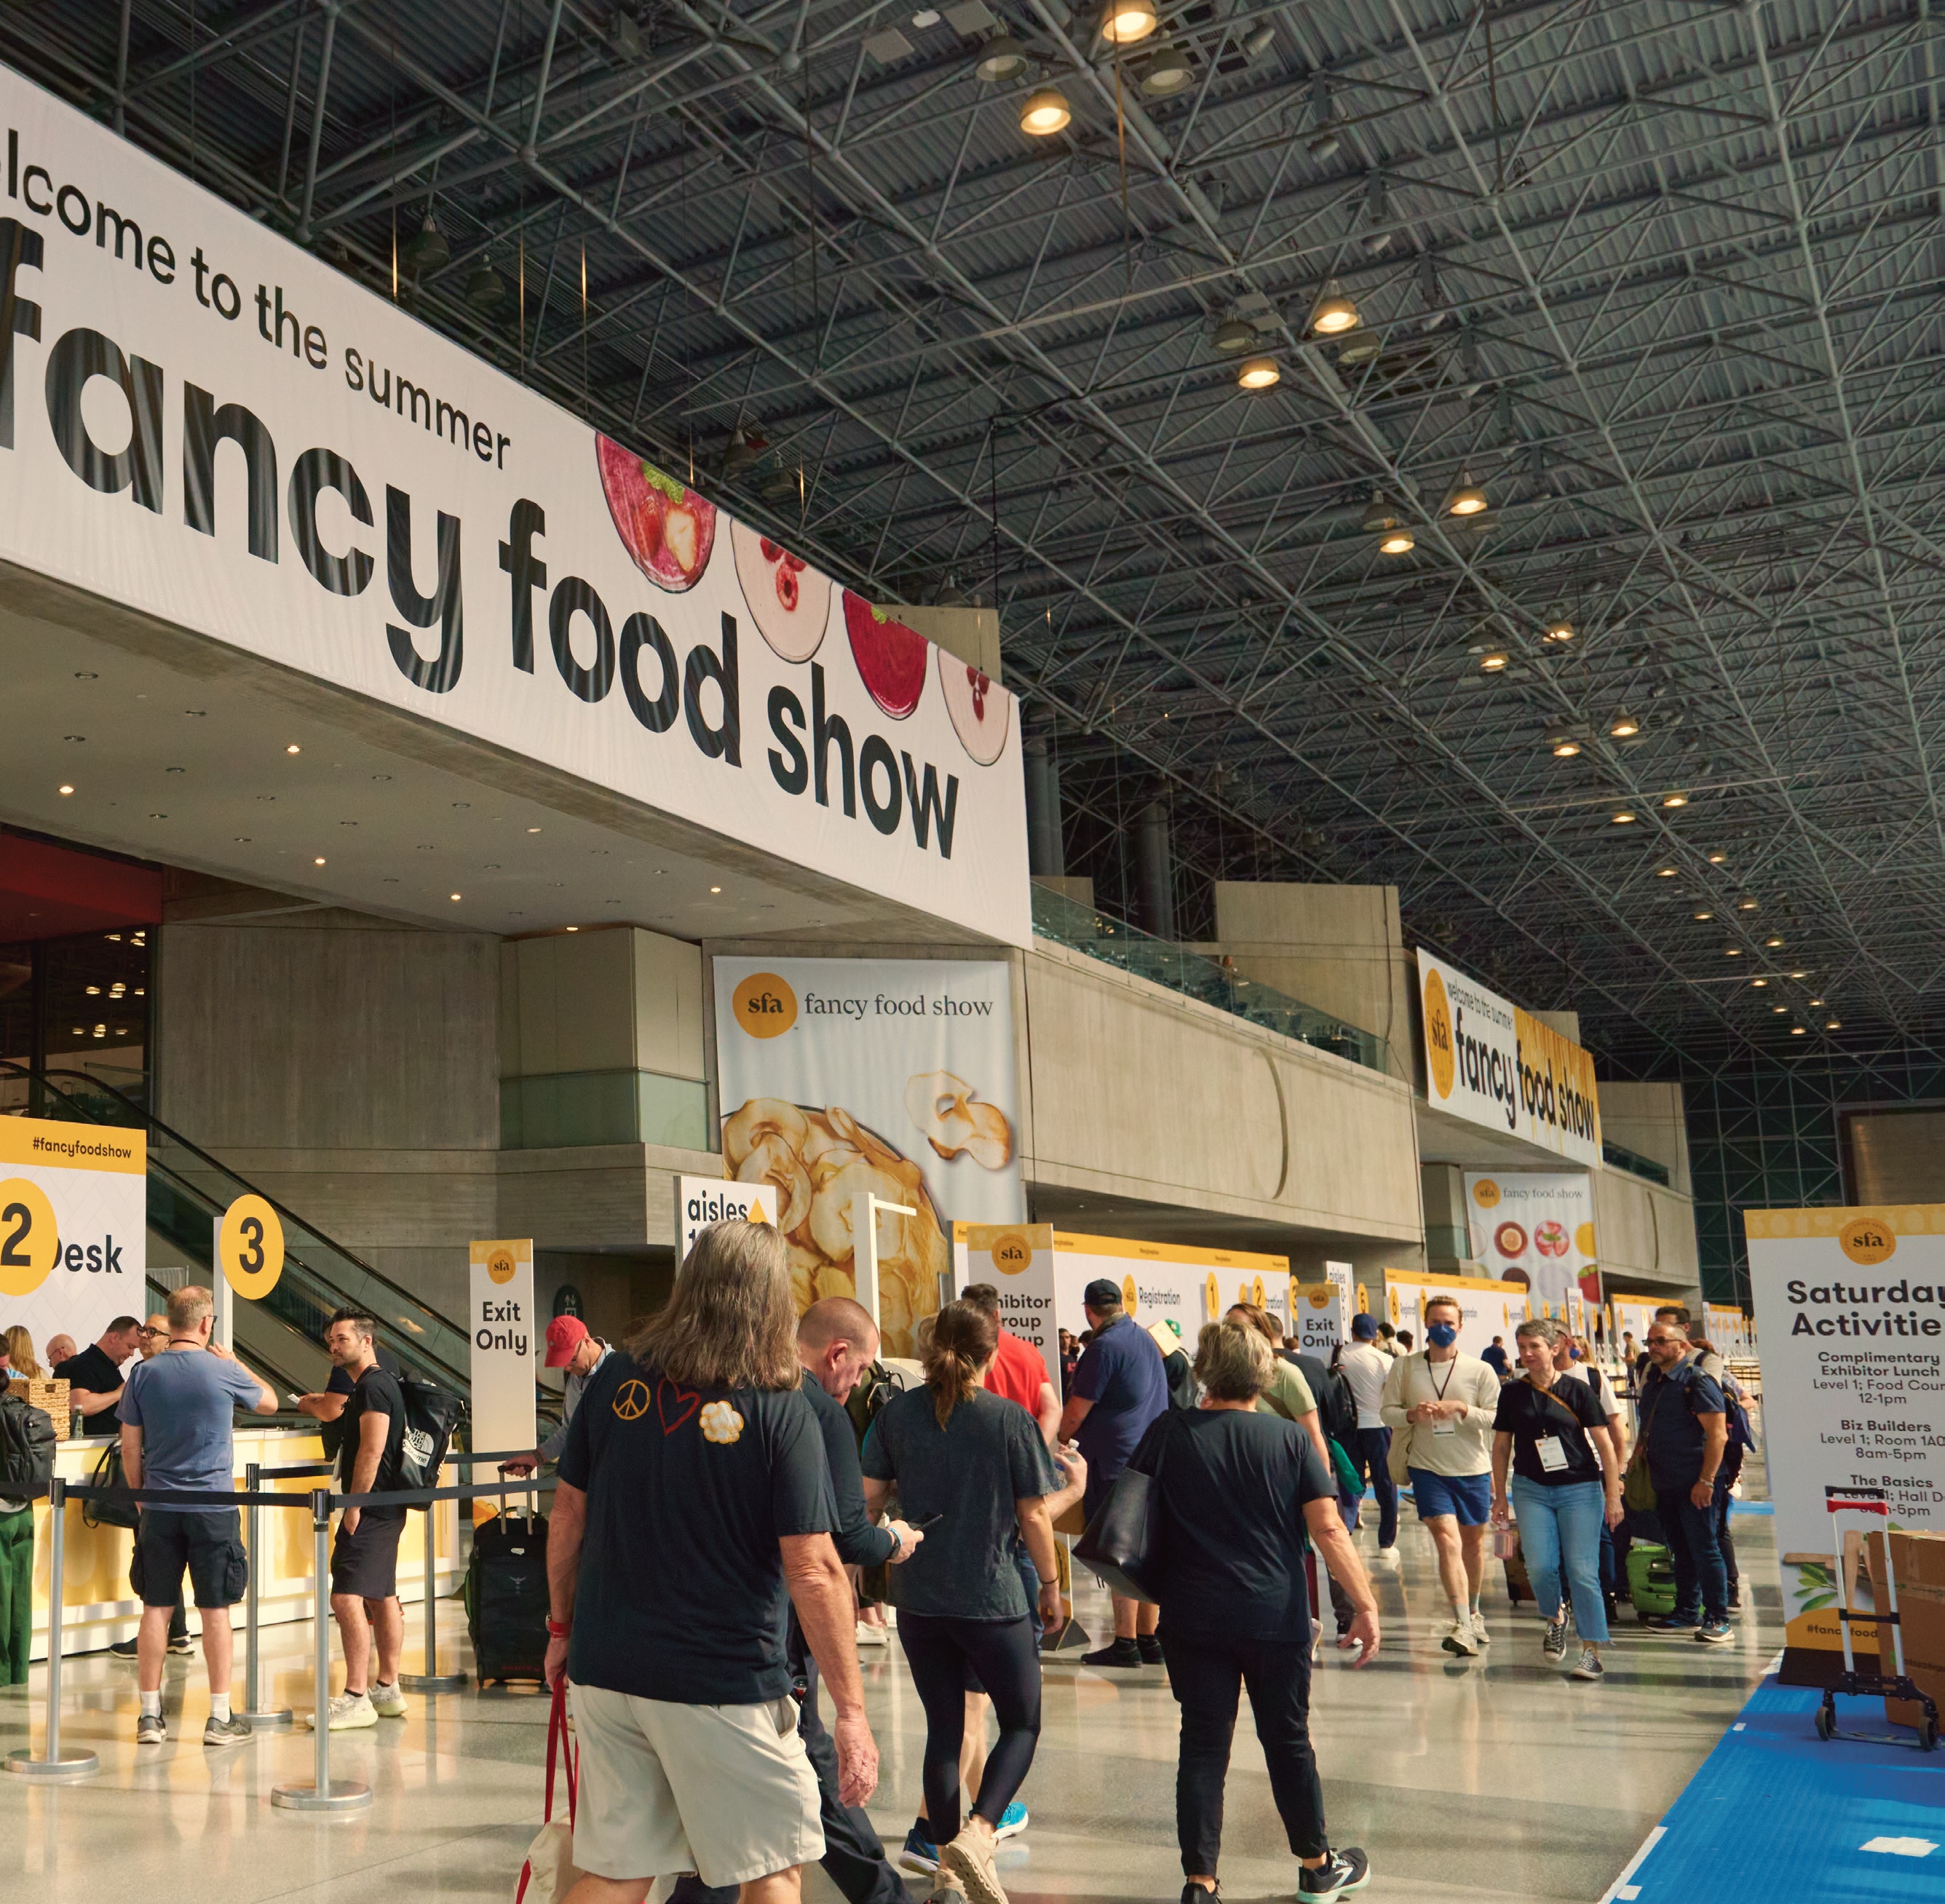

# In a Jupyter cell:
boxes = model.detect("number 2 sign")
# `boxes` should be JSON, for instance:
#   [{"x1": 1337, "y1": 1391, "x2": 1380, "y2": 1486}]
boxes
[{"x1": 0, "y1": 1178, "x2": 59, "y2": 1297}]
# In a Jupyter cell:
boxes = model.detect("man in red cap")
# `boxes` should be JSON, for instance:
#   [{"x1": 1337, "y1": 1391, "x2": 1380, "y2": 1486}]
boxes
[{"x1": 503, "y1": 1317, "x2": 611, "y2": 1475}]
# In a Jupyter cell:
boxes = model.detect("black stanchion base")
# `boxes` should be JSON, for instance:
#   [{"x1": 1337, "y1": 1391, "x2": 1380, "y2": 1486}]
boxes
[{"x1": 399, "y1": 1672, "x2": 468, "y2": 1692}]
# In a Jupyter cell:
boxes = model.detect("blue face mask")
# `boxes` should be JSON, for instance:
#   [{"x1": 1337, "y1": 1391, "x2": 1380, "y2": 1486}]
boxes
[{"x1": 1427, "y1": 1322, "x2": 1459, "y2": 1348}]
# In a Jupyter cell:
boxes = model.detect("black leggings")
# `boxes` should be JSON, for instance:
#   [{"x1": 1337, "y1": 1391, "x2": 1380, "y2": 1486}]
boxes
[{"x1": 897, "y1": 1611, "x2": 1042, "y2": 1842}]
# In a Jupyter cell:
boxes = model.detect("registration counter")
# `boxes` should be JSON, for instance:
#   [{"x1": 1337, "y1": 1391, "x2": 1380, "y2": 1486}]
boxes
[{"x1": 31, "y1": 1426, "x2": 463, "y2": 1662}]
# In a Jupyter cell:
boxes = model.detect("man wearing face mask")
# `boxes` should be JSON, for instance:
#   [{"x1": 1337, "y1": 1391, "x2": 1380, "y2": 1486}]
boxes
[{"x1": 1379, "y1": 1296, "x2": 1502, "y2": 1657}]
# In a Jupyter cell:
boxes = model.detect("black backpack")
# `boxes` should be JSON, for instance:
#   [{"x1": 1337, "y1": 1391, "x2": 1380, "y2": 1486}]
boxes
[
  {"x1": 396, "y1": 1373, "x2": 466, "y2": 1506},
  {"x1": 1289, "y1": 1350, "x2": 1358, "y2": 1450},
  {"x1": 0, "y1": 1394, "x2": 55, "y2": 1502}
]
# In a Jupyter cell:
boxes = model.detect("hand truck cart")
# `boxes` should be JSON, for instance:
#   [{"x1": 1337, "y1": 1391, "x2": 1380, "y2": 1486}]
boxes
[{"x1": 1814, "y1": 1485, "x2": 1938, "y2": 1751}]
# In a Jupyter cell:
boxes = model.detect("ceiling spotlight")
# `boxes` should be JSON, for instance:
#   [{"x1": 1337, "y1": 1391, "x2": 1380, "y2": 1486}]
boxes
[
  {"x1": 1243, "y1": 21, "x2": 1276, "y2": 59},
  {"x1": 1542, "y1": 618, "x2": 1574, "y2": 643},
  {"x1": 1792, "y1": 1026, "x2": 1807, "y2": 1035},
  {"x1": 1213, "y1": 317, "x2": 1257, "y2": 354},
  {"x1": 1237, "y1": 355, "x2": 1280, "y2": 390},
  {"x1": 1738, "y1": 898, "x2": 1759, "y2": 911},
  {"x1": 285, "y1": 742, "x2": 301, "y2": 753},
  {"x1": 710, "y1": 884, "x2": 723, "y2": 894},
  {"x1": 1141, "y1": 47, "x2": 1193, "y2": 95},
  {"x1": 1662, "y1": 792, "x2": 1688, "y2": 809},
  {"x1": 973, "y1": 33, "x2": 1028, "y2": 82},
  {"x1": 465, "y1": 264, "x2": 505, "y2": 311},
  {"x1": 1655, "y1": 865, "x2": 1677, "y2": 877},
  {"x1": 1809, "y1": 996, "x2": 1823, "y2": 1006},
  {"x1": 1609, "y1": 711, "x2": 1641, "y2": 738},
  {"x1": 1445, "y1": 471, "x2": 1488, "y2": 517},
  {"x1": 1479, "y1": 651, "x2": 1508, "y2": 673},
  {"x1": 1020, "y1": 87, "x2": 1071, "y2": 135},
  {"x1": 1612, "y1": 809, "x2": 1636, "y2": 824},
  {"x1": 1334, "y1": 328, "x2": 1382, "y2": 366},
  {"x1": 314, "y1": 856, "x2": 327, "y2": 866},
  {"x1": 1695, "y1": 910, "x2": 1714, "y2": 921},
  {"x1": 1550, "y1": 737, "x2": 1582, "y2": 758},
  {"x1": 1751, "y1": 977, "x2": 1768, "y2": 988},
  {"x1": 1826, "y1": 1019, "x2": 1841, "y2": 1030},
  {"x1": 1708, "y1": 850, "x2": 1727, "y2": 864},
  {"x1": 1378, "y1": 527, "x2": 1415, "y2": 555},
  {"x1": 1791, "y1": 970, "x2": 1808, "y2": 980},
  {"x1": 1773, "y1": 1004, "x2": 1788, "y2": 1014},
  {"x1": 1099, "y1": 0, "x2": 1157, "y2": 44},
  {"x1": 1724, "y1": 945, "x2": 1742, "y2": 957},
  {"x1": 1765, "y1": 935, "x2": 1783, "y2": 948},
  {"x1": 58, "y1": 783, "x2": 74, "y2": 796},
  {"x1": 450, "y1": 893, "x2": 462, "y2": 902},
  {"x1": 1309, "y1": 281, "x2": 1359, "y2": 335}
]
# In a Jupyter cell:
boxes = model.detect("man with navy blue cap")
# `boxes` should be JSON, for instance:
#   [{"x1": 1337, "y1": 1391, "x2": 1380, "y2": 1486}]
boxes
[{"x1": 1338, "y1": 1312, "x2": 1398, "y2": 1562}]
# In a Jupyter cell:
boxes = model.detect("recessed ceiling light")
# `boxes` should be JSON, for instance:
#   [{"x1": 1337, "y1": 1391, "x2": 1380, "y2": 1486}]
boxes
[
  {"x1": 527, "y1": 826, "x2": 542, "y2": 833},
  {"x1": 58, "y1": 784, "x2": 74, "y2": 796},
  {"x1": 565, "y1": 925, "x2": 579, "y2": 932},
  {"x1": 285, "y1": 743, "x2": 301, "y2": 754},
  {"x1": 450, "y1": 893, "x2": 462, "y2": 902},
  {"x1": 710, "y1": 885, "x2": 723, "y2": 894},
  {"x1": 1661, "y1": 792, "x2": 1688, "y2": 808}
]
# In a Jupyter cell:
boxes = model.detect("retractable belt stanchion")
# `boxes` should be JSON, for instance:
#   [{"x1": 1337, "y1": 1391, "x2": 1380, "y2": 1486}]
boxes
[
  {"x1": 272, "y1": 1488, "x2": 372, "y2": 1812},
  {"x1": 400, "y1": 1455, "x2": 466, "y2": 1694},
  {"x1": 242, "y1": 1459, "x2": 293, "y2": 1727},
  {"x1": 4, "y1": 1477, "x2": 99, "y2": 1781}
]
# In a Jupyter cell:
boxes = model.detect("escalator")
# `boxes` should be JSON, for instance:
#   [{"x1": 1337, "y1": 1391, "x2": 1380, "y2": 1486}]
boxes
[{"x1": 1, "y1": 1061, "x2": 486, "y2": 1414}]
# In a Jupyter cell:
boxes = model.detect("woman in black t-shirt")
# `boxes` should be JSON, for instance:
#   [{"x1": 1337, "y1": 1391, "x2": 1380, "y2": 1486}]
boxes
[
  {"x1": 860, "y1": 1301, "x2": 1082, "y2": 1904},
  {"x1": 1489, "y1": 1318, "x2": 1623, "y2": 1681}
]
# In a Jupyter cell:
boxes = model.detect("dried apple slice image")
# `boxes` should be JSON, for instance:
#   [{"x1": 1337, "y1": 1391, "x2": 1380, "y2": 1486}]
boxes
[
  {"x1": 938, "y1": 650, "x2": 1010, "y2": 765},
  {"x1": 843, "y1": 592, "x2": 927, "y2": 719},
  {"x1": 731, "y1": 520, "x2": 831, "y2": 662},
  {"x1": 595, "y1": 433, "x2": 716, "y2": 590}
]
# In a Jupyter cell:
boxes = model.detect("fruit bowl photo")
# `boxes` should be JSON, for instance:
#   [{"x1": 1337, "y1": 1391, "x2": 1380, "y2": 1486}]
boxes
[
  {"x1": 1494, "y1": 1219, "x2": 1528, "y2": 1258},
  {"x1": 597, "y1": 435, "x2": 716, "y2": 590},
  {"x1": 1534, "y1": 1219, "x2": 1569, "y2": 1258}
]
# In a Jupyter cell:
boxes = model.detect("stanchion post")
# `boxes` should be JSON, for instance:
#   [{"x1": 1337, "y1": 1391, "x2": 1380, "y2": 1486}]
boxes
[
  {"x1": 5, "y1": 1477, "x2": 99, "y2": 1780},
  {"x1": 400, "y1": 1459, "x2": 465, "y2": 1693},
  {"x1": 272, "y1": 1488, "x2": 371, "y2": 1812},
  {"x1": 242, "y1": 1460, "x2": 293, "y2": 1726}
]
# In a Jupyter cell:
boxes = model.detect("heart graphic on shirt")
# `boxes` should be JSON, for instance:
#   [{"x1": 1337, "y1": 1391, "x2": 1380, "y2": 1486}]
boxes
[{"x1": 657, "y1": 1379, "x2": 701, "y2": 1435}]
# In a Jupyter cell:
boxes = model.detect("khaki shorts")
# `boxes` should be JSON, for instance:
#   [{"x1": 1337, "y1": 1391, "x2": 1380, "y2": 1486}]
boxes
[{"x1": 571, "y1": 1683, "x2": 824, "y2": 1887}]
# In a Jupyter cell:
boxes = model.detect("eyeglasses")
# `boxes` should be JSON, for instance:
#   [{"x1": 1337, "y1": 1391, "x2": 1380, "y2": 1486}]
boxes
[{"x1": 138, "y1": 1326, "x2": 165, "y2": 1338}]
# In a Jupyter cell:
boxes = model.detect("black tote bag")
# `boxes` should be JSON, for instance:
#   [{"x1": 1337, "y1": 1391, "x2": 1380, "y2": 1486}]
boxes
[{"x1": 1073, "y1": 1413, "x2": 1176, "y2": 1605}]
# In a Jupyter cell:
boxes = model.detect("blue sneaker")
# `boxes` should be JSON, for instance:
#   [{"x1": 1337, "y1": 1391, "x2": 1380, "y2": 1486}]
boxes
[
  {"x1": 995, "y1": 1801, "x2": 1029, "y2": 1840},
  {"x1": 900, "y1": 1828, "x2": 940, "y2": 1875}
]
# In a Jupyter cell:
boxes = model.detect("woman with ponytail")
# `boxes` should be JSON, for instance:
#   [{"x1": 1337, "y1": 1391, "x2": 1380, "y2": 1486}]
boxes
[{"x1": 860, "y1": 1300, "x2": 1085, "y2": 1904}]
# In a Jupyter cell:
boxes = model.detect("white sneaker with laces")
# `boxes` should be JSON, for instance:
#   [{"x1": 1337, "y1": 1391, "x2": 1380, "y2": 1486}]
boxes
[
  {"x1": 1470, "y1": 1610, "x2": 1492, "y2": 1646},
  {"x1": 1542, "y1": 1614, "x2": 1569, "y2": 1662},
  {"x1": 855, "y1": 1621, "x2": 890, "y2": 1647},
  {"x1": 369, "y1": 1681, "x2": 408, "y2": 1718},
  {"x1": 1440, "y1": 1617, "x2": 1478, "y2": 1657},
  {"x1": 306, "y1": 1690, "x2": 378, "y2": 1731}
]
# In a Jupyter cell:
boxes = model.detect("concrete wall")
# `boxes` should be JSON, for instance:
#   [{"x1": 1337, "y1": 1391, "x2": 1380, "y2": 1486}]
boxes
[
  {"x1": 498, "y1": 927, "x2": 706, "y2": 1080},
  {"x1": 1021, "y1": 937, "x2": 1422, "y2": 1250},
  {"x1": 1849, "y1": 1108, "x2": 1945, "y2": 1202},
  {"x1": 1599, "y1": 1079, "x2": 1692, "y2": 1194},
  {"x1": 1211, "y1": 882, "x2": 1416, "y2": 1082},
  {"x1": 1595, "y1": 1167, "x2": 1700, "y2": 1300}
]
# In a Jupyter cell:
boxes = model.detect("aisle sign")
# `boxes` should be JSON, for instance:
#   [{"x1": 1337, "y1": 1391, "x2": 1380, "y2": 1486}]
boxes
[
  {"x1": 468, "y1": 1238, "x2": 536, "y2": 1457},
  {"x1": 0, "y1": 1116, "x2": 145, "y2": 1357},
  {"x1": 956, "y1": 1223, "x2": 1057, "y2": 1371},
  {"x1": 1324, "y1": 1260, "x2": 1355, "y2": 1323},
  {"x1": 673, "y1": 1174, "x2": 774, "y2": 1268},
  {"x1": 1746, "y1": 1205, "x2": 1945, "y2": 1681}
]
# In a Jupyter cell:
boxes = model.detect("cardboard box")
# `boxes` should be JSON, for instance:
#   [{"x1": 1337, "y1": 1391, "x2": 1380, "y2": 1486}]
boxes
[{"x1": 1865, "y1": 1531, "x2": 1945, "y2": 1730}]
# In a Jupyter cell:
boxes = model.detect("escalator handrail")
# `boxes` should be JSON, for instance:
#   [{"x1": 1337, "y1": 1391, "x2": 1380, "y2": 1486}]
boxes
[{"x1": 1, "y1": 1058, "x2": 465, "y2": 1348}]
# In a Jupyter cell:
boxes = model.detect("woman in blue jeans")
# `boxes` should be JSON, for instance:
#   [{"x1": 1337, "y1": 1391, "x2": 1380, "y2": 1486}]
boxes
[{"x1": 1489, "y1": 1319, "x2": 1623, "y2": 1681}]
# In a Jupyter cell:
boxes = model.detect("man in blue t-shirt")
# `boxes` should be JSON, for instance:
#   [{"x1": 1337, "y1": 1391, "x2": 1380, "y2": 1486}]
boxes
[
  {"x1": 1637, "y1": 1320, "x2": 1730, "y2": 1641},
  {"x1": 1058, "y1": 1279, "x2": 1168, "y2": 1669},
  {"x1": 118, "y1": 1285, "x2": 277, "y2": 1746}
]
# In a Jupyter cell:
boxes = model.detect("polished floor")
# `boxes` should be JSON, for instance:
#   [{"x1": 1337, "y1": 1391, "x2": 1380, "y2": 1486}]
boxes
[{"x1": 1, "y1": 1502, "x2": 1781, "y2": 1904}]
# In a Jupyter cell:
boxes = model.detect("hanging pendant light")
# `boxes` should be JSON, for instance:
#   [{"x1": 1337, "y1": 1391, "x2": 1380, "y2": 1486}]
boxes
[
  {"x1": 1236, "y1": 356, "x2": 1280, "y2": 390},
  {"x1": 465, "y1": 263, "x2": 505, "y2": 311},
  {"x1": 1213, "y1": 317, "x2": 1256, "y2": 354},
  {"x1": 1099, "y1": 0, "x2": 1157, "y2": 44},
  {"x1": 1609, "y1": 710, "x2": 1641, "y2": 737},
  {"x1": 1377, "y1": 527, "x2": 1415, "y2": 555},
  {"x1": 1444, "y1": 469, "x2": 1487, "y2": 516},
  {"x1": 1542, "y1": 617, "x2": 1574, "y2": 643},
  {"x1": 973, "y1": 33, "x2": 1029, "y2": 82},
  {"x1": 1308, "y1": 280, "x2": 1359, "y2": 334},
  {"x1": 1361, "y1": 492, "x2": 1399, "y2": 535},
  {"x1": 405, "y1": 213, "x2": 449, "y2": 275},
  {"x1": 1020, "y1": 87, "x2": 1071, "y2": 135},
  {"x1": 1141, "y1": 47, "x2": 1193, "y2": 95}
]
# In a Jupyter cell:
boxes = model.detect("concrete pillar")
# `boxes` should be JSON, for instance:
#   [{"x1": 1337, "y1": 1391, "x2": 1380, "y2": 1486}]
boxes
[
  {"x1": 1025, "y1": 739, "x2": 1065, "y2": 878},
  {"x1": 1137, "y1": 801, "x2": 1176, "y2": 940}
]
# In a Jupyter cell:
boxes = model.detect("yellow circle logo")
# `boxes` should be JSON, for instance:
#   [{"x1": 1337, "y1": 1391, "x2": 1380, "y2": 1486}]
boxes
[
  {"x1": 732, "y1": 972, "x2": 799, "y2": 1039},
  {"x1": 1575, "y1": 1221, "x2": 1597, "y2": 1258},
  {"x1": 990, "y1": 1231, "x2": 1033, "y2": 1276},
  {"x1": 1472, "y1": 1178, "x2": 1500, "y2": 1209},
  {"x1": 218, "y1": 1194, "x2": 285, "y2": 1301},
  {"x1": 1204, "y1": 1272, "x2": 1219, "y2": 1320},
  {"x1": 1122, "y1": 1274, "x2": 1137, "y2": 1314},
  {"x1": 1308, "y1": 1288, "x2": 1330, "y2": 1311},
  {"x1": 613, "y1": 1379, "x2": 651, "y2": 1421},
  {"x1": 1387, "y1": 1285, "x2": 1401, "y2": 1324},
  {"x1": 1424, "y1": 967, "x2": 1455, "y2": 1099},
  {"x1": 488, "y1": 1250, "x2": 518, "y2": 1285},
  {"x1": 1840, "y1": 1215, "x2": 1896, "y2": 1266},
  {"x1": 0, "y1": 1179, "x2": 59, "y2": 1298},
  {"x1": 1356, "y1": 1283, "x2": 1368, "y2": 1314}
]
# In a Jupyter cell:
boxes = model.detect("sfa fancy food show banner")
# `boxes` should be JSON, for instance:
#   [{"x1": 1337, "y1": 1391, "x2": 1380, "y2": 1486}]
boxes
[
  {"x1": 1416, "y1": 952, "x2": 1601, "y2": 1167},
  {"x1": 713, "y1": 957, "x2": 1023, "y2": 1357},
  {"x1": 0, "y1": 1116, "x2": 146, "y2": 1360},
  {"x1": 1464, "y1": 1171, "x2": 1598, "y2": 1312},
  {"x1": 0, "y1": 68, "x2": 1028, "y2": 946},
  {"x1": 1746, "y1": 1205, "x2": 1945, "y2": 1681}
]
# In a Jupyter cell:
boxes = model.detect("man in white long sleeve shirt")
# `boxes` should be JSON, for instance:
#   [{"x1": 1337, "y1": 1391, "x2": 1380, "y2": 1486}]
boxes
[{"x1": 1379, "y1": 1295, "x2": 1502, "y2": 1657}]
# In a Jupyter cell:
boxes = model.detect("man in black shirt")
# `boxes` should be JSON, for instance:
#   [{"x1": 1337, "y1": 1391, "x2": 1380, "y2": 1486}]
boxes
[
  {"x1": 294, "y1": 1334, "x2": 404, "y2": 1462},
  {"x1": 309, "y1": 1309, "x2": 408, "y2": 1731},
  {"x1": 54, "y1": 1317, "x2": 142, "y2": 1419}
]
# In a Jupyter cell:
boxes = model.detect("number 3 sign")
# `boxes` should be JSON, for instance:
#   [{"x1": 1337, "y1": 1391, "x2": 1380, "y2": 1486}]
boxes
[{"x1": 218, "y1": 1194, "x2": 285, "y2": 1301}]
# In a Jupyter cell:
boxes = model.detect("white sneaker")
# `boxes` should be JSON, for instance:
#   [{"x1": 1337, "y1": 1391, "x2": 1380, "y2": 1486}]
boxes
[
  {"x1": 1374, "y1": 1546, "x2": 1401, "y2": 1569},
  {"x1": 306, "y1": 1691, "x2": 378, "y2": 1731},
  {"x1": 368, "y1": 1681, "x2": 408, "y2": 1718},
  {"x1": 1440, "y1": 1617, "x2": 1478, "y2": 1657},
  {"x1": 1470, "y1": 1610, "x2": 1492, "y2": 1646},
  {"x1": 855, "y1": 1621, "x2": 890, "y2": 1647}
]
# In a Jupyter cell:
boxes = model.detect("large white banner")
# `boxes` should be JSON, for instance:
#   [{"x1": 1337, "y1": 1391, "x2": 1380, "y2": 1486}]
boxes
[
  {"x1": 0, "y1": 1116, "x2": 146, "y2": 1364},
  {"x1": 0, "y1": 68, "x2": 1029, "y2": 946},
  {"x1": 714, "y1": 957, "x2": 1021, "y2": 1357},
  {"x1": 1384, "y1": 1271, "x2": 1528, "y2": 1362},
  {"x1": 1464, "y1": 1170, "x2": 1598, "y2": 1313},
  {"x1": 1416, "y1": 951, "x2": 1602, "y2": 1166},
  {"x1": 1746, "y1": 1205, "x2": 1945, "y2": 1678}
]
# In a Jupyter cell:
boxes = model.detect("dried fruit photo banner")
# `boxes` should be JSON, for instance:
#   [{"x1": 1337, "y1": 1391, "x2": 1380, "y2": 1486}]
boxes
[
  {"x1": 712, "y1": 956, "x2": 1023, "y2": 1357},
  {"x1": 0, "y1": 66, "x2": 1029, "y2": 945},
  {"x1": 1462, "y1": 1171, "x2": 1599, "y2": 1314}
]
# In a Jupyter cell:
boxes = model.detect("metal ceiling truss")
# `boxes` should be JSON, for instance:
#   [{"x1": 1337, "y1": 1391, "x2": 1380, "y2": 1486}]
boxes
[{"x1": 8, "y1": 0, "x2": 1945, "y2": 1072}]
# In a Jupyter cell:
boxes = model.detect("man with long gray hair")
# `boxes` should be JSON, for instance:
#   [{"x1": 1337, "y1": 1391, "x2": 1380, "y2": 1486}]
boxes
[{"x1": 546, "y1": 1223, "x2": 879, "y2": 1904}]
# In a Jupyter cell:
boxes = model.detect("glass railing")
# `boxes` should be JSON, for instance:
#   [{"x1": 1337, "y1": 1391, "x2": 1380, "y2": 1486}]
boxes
[
  {"x1": 1603, "y1": 1139, "x2": 1672, "y2": 1187},
  {"x1": 1029, "y1": 884, "x2": 1389, "y2": 1074}
]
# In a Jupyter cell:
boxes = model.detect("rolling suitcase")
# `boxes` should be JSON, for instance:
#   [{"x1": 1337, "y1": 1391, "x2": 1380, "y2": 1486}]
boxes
[
  {"x1": 467, "y1": 1510, "x2": 550, "y2": 1687},
  {"x1": 1626, "y1": 1542, "x2": 1678, "y2": 1619}
]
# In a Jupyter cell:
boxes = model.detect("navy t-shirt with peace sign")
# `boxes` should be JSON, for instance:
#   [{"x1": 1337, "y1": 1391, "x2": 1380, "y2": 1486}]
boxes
[{"x1": 556, "y1": 1351, "x2": 832, "y2": 1704}]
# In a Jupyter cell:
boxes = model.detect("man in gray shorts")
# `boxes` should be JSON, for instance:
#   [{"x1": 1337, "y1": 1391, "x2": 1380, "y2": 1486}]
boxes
[{"x1": 544, "y1": 1223, "x2": 879, "y2": 1904}]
